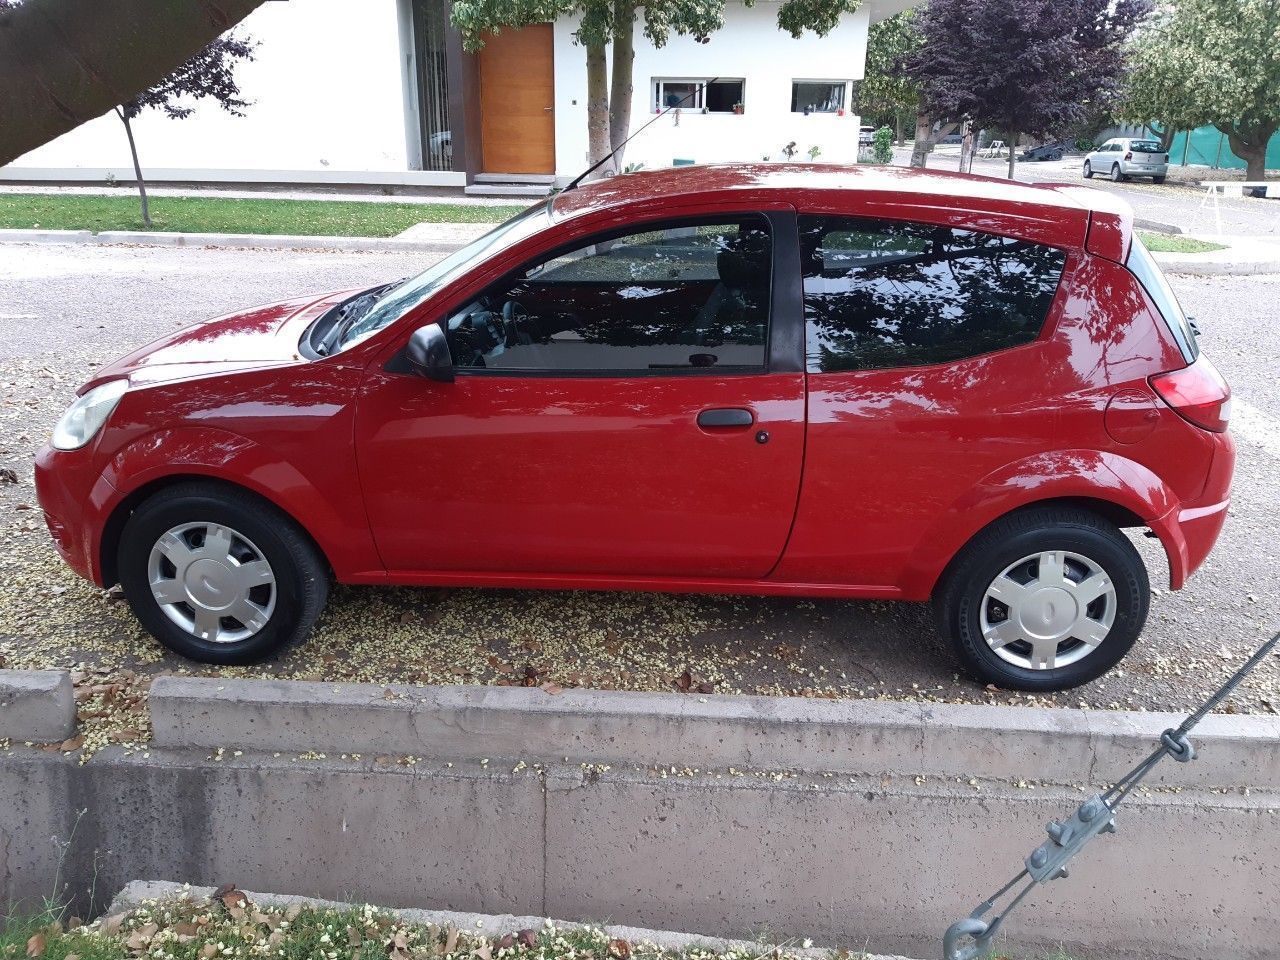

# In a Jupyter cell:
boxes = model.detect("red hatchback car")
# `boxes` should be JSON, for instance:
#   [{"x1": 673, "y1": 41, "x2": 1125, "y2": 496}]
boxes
[{"x1": 35, "y1": 164, "x2": 1233, "y2": 691}]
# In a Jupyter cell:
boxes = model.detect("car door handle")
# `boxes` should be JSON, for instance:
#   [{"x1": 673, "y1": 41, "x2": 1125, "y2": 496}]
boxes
[{"x1": 697, "y1": 407, "x2": 754, "y2": 428}]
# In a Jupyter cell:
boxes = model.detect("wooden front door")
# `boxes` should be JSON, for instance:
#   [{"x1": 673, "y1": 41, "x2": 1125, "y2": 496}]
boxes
[{"x1": 478, "y1": 24, "x2": 556, "y2": 174}]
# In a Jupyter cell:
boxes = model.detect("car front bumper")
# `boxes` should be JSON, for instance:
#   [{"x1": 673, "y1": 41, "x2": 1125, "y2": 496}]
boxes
[{"x1": 33, "y1": 442, "x2": 117, "y2": 586}]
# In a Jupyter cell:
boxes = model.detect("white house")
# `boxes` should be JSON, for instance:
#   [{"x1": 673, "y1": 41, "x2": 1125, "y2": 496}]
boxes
[{"x1": 1, "y1": 0, "x2": 915, "y2": 193}]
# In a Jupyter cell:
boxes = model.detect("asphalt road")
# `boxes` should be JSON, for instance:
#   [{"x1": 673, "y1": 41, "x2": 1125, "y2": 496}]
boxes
[
  {"x1": 922, "y1": 148, "x2": 1280, "y2": 238},
  {"x1": 1, "y1": 243, "x2": 1277, "y2": 725}
]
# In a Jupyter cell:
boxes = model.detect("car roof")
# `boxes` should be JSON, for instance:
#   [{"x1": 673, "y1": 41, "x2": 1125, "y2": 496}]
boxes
[{"x1": 550, "y1": 162, "x2": 1135, "y2": 262}]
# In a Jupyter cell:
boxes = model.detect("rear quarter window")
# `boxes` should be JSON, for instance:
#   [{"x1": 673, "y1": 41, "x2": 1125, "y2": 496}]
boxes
[
  {"x1": 800, "y1": 215, "x2": 1068, "y2": 373},
  {"x1": 1127, "y1": 235, "x2": 1199, "y2": 361}
]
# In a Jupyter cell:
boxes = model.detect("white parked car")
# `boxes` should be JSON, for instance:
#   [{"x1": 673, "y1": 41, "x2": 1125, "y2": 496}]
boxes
[{"x1": 1083, "y1": 138, "x2": 1169, "y2": 183}]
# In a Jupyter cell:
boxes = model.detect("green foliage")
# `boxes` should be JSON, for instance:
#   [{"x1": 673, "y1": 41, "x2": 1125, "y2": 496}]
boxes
[
  {"x1": 776, "y1": 0, "x2": 862, "y2": 38},
  {"x1": 1119, "y1": 0, "x2": 1280, "y2": 175},
  {"x1": 857, "y1": 11, "x2": 921, "y2": 129},
  {"x1": 872, "y1": 126, "x2": 893, "y2": 163}
]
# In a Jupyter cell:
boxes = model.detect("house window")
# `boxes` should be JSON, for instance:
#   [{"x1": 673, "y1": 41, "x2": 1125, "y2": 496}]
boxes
[
  {"x1": 654, "y1": 78, "x2": 745, "y2": 113},
  {"x1": 792, "y1": 80, "x2": 847, "y2": 114}
]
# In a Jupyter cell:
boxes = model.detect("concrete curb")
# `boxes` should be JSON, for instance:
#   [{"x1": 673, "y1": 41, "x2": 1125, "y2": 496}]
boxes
[
  {"x1": 1151, "y1": 252, "x2": 1280, "y2": 276},
  {"x1": 108, "y1": 881, "x2": 915, "y2": 960},
  {"x1": 0, "y1": 669, "x2": 75, "y2": 742},
  {"x1": 148, "y1": 677, "x2": 1280, "y2": 789},
  {"x1": 0, "y1": 227, "x2": 477, "y2": 253}
]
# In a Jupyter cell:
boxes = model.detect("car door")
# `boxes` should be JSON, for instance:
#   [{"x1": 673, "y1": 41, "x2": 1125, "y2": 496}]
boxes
[{"x1": 354, "y1": 210, "x2": 806, "y2": 580}]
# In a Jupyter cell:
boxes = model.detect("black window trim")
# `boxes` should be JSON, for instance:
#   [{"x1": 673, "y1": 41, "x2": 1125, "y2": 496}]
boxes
[{"x1": 417, "y1": 209, "x2": 799, "y2": 380}]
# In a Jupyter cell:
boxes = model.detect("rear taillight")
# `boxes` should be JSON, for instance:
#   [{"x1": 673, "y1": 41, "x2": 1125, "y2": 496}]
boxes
[
  {"x1": 1150, "y1": 356, "x2": 1231, "y2": 432},
  {"x1": 1124, "y1": 151, "x2": 1133, "y2": 161}
]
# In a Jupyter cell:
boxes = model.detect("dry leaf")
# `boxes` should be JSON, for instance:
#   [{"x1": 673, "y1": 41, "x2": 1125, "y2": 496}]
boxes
[
  {"x1": 608, "y1": 939, "x2": 632, "y2": 960},
  {"x1": 444, "y1": 923, "x2": 459, "y2": 954},
  {"x1": 517, "y1": 930, "x2": 538, "y2": 948},
  {"x1": 473, "y1": 945, "x2": 492, "y2": 960},
  {"x1": 497, "y1": 934, "x2": 515, "y2": 950},
  {"x1": 285, "y1": 903, "x2": 302, "y2": 922},
  {"x1": 347, "y1": 926, "x2": 363, "y2": 947},
  {"x1": 540, "y1": 682, "x2": 564, "y2": 695},
  {"x1": 101, "y1": 914, "x2": 127, "y2": 935},
  {"x1": 25, "y1": 932, "x2": 46, "y2": 958},
  {"x1": 211, "y1": 883, "x2": 236, "y2": 899},
  {"x1": 201, "y1": 945, "x2": 218, "y2": 959}
]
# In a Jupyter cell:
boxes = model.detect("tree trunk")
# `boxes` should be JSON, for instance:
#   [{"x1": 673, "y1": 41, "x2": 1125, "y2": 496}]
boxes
[
  {"x1": 1221, "y1": 122, "x2": 1275, "y2": 182},
  {"x1": 958, "y1": 119, "x2": 972, "y2": 173},
  {"x1": 894, "y1": 111, "x2": 903, "y2": 146},
  {"x1": 1006, "y1": 128, "x2": 1018, "y2": 180},
  {"x1": 117, "y1": 109, "x2": 150, "y2": 227},
  {"x1": 608, "y1": 0, "x2": 636, "y2": 169},
  {"x1": 0, "y1": 0, "x2": 266, "y2": 166},
  {"x1": 586, "y1": 43, "x2": 612, "y2": 177},
  {"x1": 910, "y1": 111, "x2": 933, "y2": 168}
]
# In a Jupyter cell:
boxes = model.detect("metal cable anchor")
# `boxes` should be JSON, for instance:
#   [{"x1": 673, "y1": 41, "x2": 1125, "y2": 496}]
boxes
[{"x1": 942, "y1": 628, "x2": 1279, "y2": 960}]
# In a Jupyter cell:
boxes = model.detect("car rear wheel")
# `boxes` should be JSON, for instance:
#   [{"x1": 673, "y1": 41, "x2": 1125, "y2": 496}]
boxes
[
  {"x1": 1110, "y1": 163, "x2": 1124, "y2": 182},
  {"x1": 933, "y1": 506, "x2": 1149, "y2": 691},
  {"x1": 1082, "y1": 161, "x2": 1093, "y2": 179},
  {"x1": 117, "y1": 482, "x2": 329, "y2": 664}
]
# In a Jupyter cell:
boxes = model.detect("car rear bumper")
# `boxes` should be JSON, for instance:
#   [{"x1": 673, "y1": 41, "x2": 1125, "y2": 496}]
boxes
[
  {"x1": 33, "y1": 443, "x2": 116, "y2": 586},
  {"x1": 1150, "y1": 430, "x2": 1235, "y2": 589},
  {"x1": 1122, "y1": 161, "x2": 1168, "y2": 177}
]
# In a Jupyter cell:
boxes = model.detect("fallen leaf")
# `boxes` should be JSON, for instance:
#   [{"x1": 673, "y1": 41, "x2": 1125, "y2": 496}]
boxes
[
  {"x1": 517, "y1": 930, "x2": 538, "y2": 948},
  {"x1": 472, "y1": 945, "x2": 492, "y2": 960},
  {"x1": 444, "y1": 923, "x2": 459, "y2": 954},
  {"x1": 211, "y1": 882, "x2": 236, "y2": 899},
  {"x1": 608, "y1": 939, "x2": 631, "y2": 960},
  {"x1": 540, "y1": 682, "x2": 564, "y2": 695},
  {"x1": 695, "y1": 682, "x2": 715, "y2": 695},
  {"x1": 285, "y1": 903, "x2": 302, "y2": 922},
  {"x1": 201, "y1": 945, "x2": 218, "y2": 959},
  {"x1": 25, "y1": 932, "x2": 45, "y2": 958},
  {"x1": 101, "y1": 914, "x2": 127, "y2": 935},
  {"x1": 674, "y1": 670, "x2": 693, "y2": 693},
  {"x1": 347, "y1": 926, "x2": 363, "y2": 947},
  {"x1": 0, "y1": 468, "x2": 18, "y2": 485},
  {"x1": 497, "y1": 934, "x2": 515, "y2": 950}
]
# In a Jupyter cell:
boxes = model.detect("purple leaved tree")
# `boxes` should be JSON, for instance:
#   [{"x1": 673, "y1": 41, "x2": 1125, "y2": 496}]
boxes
[
  {"x1": 907, "y1": 0, "x2": 1150, "y2": 178},
  {"x1": 115, "y1": 33, "x2": 256, "y2": 226}
]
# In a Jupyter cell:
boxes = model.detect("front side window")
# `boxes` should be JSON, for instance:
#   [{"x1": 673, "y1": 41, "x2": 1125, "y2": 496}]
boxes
[
  {"x1": 444, "y1": 217, "x2": 772, "y2": 374},
  {"x1": 800, "y1": 216, "x2": 1067, "y2": 373},
  {"x1": 792, "y1": 80, "x2": 847, "y2": 114}
]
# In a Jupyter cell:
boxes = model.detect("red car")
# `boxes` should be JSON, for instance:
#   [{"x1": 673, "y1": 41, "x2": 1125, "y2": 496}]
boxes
[{"x1": 34, "y1": 164, "x2": 1233, "y2": 691}]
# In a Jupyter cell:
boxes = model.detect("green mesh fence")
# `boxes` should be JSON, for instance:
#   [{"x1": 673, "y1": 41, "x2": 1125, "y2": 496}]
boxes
[{"x1": 1165, "y1": 125, "x2": 1280, "y2": 171}]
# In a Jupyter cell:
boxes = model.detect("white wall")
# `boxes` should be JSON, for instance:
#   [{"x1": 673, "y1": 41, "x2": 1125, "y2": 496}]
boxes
[
  {"x1": 552, "y1": 0, "x2": 871, "y2": 178},
  {"x1": 1, "y1": 0, "x2": 463, "y2": 185}
]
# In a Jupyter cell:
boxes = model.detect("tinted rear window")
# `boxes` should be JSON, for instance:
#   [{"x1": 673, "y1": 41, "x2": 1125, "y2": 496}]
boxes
[
  {"x1": 800, "y1": 216, "x2": 1067, "y2": 372},
  {"x1": 1131, "y1": 141, "x2": 1164, "y2": 153},
  {"x1": 1127, "y1": 235, "x2": 1198, "y2": 361}
]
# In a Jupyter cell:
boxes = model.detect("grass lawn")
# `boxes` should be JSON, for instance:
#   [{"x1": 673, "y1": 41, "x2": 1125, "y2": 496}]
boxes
[
  {"x1": 0, "y1": 192, "x2": 529, "y2": 237},
  {"x1": 1136, "y1": 230, "x2": 1227, "y2": 254}
]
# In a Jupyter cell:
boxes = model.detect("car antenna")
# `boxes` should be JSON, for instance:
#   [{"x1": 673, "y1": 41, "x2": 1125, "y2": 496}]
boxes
[{"x1": 562, "y1": 76, "x2": 721, "y2": 192}]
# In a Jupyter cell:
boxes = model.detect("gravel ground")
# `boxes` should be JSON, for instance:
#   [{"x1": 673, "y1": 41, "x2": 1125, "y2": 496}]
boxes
[{"x1": 1, "y1": 244, "x2": 1277, "y2": 755}]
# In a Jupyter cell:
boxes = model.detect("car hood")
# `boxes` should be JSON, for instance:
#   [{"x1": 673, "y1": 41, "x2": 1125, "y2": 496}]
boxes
[{"x1": 84, "y1": 289, "x2": 357, "y2": 391}]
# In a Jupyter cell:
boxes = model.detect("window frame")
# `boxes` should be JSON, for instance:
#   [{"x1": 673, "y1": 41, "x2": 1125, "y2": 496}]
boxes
[
  {"x1": 435, "y1": 210, "x2": 800, "y2": 379},
  {"x1": 652, "y1": 77, "x2": 746, "y2": 114},
  {"x1": 790, "y1": 79, "x2": 850, "y2": 114},
  {"x1": 796, "y1": 213, "x2": 1072, "y2": 374}
]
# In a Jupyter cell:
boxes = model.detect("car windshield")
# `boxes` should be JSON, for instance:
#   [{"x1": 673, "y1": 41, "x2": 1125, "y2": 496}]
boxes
[
  {"x1": 335, "y1": 200, "x2": 551, "y2": 350},
  {"x1": 1131, "y1": 141, "x2": 1163, "y2": 153}
]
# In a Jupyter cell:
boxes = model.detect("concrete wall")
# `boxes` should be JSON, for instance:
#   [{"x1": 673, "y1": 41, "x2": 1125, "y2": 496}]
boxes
[
  {"x1": 0, "y1": 0, "x2": 464, "y2": 186},
  {"x1": 3, "y1": 675, "x2": 1278, "y2": 960}
]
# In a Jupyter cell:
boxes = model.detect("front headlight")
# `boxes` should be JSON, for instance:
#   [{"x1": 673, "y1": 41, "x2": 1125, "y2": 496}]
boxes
[{"x1": 51, "y1": 380, "x2": 129, "y2": 451}]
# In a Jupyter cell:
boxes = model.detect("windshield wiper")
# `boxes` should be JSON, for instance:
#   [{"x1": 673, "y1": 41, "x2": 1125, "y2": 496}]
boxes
[{"x1": 315, "y1": 280, "x2": 402, "y2": 356}]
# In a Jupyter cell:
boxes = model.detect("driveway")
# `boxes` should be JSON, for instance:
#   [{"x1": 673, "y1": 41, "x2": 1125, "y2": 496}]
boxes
[{"x1": 1, "y1": 243, "x2": 1277, "y2": 732}]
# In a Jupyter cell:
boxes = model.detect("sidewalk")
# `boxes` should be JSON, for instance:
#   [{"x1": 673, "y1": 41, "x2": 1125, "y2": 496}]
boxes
[
  {"x1": 1153, "y1": 234, "x2": 1280, "y2": 275},
  {"x1": 3, "y1": 221, "x2": 1279, "y2": 275}
]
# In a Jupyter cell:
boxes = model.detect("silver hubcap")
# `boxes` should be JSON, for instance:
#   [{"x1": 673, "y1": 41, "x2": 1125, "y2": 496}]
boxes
[
  {"x1": 980, "y1": 550, "x2": 1116, "y2": 671},
  {"x1": 147, "y1": 522, "x2": 276, "y2": 644}
]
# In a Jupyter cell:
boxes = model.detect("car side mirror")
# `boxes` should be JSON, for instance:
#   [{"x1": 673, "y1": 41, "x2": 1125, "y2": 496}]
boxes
[{"x1": 405, "y1": 324, "x2": 454, "y2": 382}]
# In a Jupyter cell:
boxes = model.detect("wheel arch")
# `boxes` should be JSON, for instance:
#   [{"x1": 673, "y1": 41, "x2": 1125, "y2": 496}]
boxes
[
  {"x1": 897, "y1": 450, "x2": 1180, "y2": 599},
  {"x1": 96, "y1": 426, "x2": 381, "y2": 586}
]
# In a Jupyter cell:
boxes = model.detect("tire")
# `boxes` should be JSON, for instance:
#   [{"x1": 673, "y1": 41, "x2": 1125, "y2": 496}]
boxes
[
  {"x1": 1082, "y1": 161, "x2": 1093, "y2": 179},
  {"x1": 1110, "y1": 163, "x2": 1124, "y2": 182},
  {"x1": 933, "y1": 506, "x2": 1149, "y2": 692},
  {"x1": 1153, "y1": 175, "x2": 1167, "y2": 184},
  {"x1": 1050, "y1": 150, "x2": 1063, "y2": 161},
  {"x1": 117, "y1": 481, "x2": 329, "y2": 664}
]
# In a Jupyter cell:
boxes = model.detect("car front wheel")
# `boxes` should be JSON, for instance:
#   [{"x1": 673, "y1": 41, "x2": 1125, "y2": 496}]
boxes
[
  {"x1": 934, "y1": 506, "x2": 1149, "y2": 691},
  {"x1": 117, "y1": 482, "x2": 329, "y2": 664},
  {"x1": 1082, "y1": 161, "x2": 1093, "y2": 179}
]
